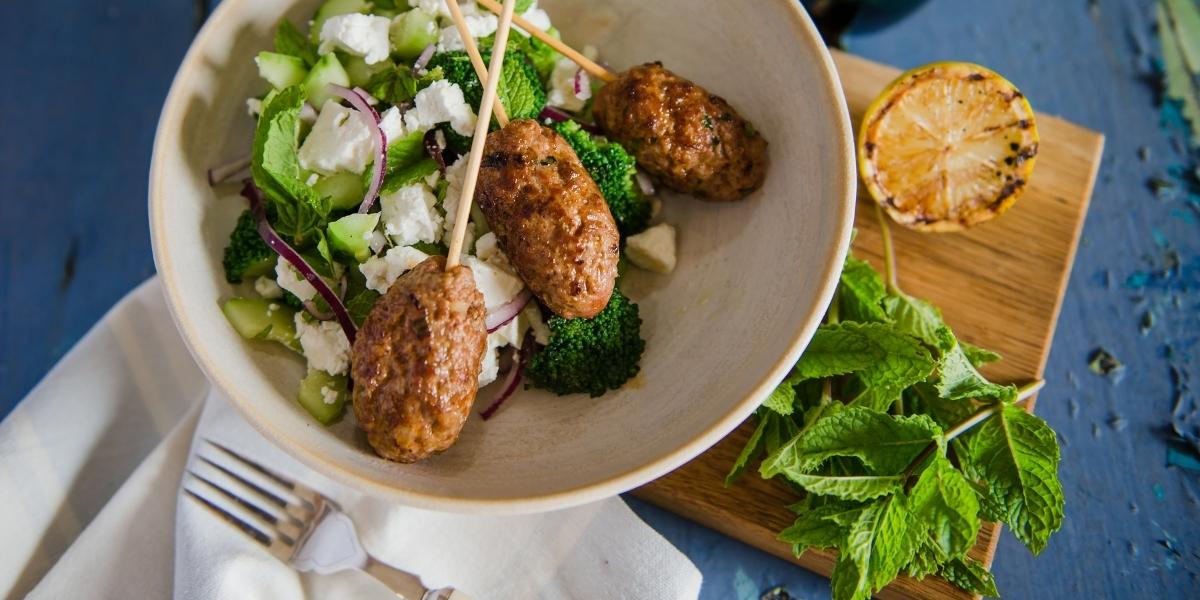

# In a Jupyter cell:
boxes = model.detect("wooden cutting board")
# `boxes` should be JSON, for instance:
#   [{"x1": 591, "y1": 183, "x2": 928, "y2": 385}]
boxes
[{"x1": 632, "y1": 50, "x2": 1105, "y2": 600}]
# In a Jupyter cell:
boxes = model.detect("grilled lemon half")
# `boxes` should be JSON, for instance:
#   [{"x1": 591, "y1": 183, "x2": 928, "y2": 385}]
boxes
[{"x1": 858, "y1": 62, "x2": 1039, "y2": 232}]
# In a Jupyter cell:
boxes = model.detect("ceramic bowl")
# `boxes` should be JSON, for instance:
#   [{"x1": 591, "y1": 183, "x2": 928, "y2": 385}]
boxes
[{"x1": 150, "y1": 0, "x2": 854, "y2": 514}]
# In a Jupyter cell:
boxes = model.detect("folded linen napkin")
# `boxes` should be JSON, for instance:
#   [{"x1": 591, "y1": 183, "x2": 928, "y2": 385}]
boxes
[{"x1": 3, "y1": 278, "x2": 702, "y2": 599}]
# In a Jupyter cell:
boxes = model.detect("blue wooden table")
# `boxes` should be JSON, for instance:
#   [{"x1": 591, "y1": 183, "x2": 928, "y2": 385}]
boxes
[{"x1": 2, "y1": 0, "x2": 1196, "y2": 598}]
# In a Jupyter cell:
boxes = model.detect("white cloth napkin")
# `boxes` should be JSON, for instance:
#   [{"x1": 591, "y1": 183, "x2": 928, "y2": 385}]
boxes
[{"x1": 2, "y1": 277, "x2": 703, "y2": 600}]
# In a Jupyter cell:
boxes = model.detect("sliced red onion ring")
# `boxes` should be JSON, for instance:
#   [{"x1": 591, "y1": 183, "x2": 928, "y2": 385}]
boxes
[
  {"x1": 208, "y1": 154, "x2": 252, "y2": 186},
  {"x1": 327, "y1": 85, "x2": 386, "y2": 214},
  {"x1": 413, "y1": 44, "x2": 436, "y2": 73},
  {"x1": 424, "y1": 128, "x2": 447, "y2": 174},
  {"x1": 242, "y1": 181, "x2": 357, "y2": 343},
  {"x1": 635, "y1": 170, "x2": 655, "y2": 196},
  {"x1": 537, "y1": 107, "x2": 601, "y2": 134},
  {"x1": 486, "y1": 288, "x2": 533, "y2": 333},
  {"x1": 573, "y1": 69, "x2": 591, "y2": 101},
  {"x1": 480, "y1": 333, "x2": 534, "y2": 421}
]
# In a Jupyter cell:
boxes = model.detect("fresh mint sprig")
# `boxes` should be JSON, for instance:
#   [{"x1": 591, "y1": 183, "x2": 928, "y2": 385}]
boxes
[{"x1": 727, "y1": 206, "x2": 1064, "y2": 599}]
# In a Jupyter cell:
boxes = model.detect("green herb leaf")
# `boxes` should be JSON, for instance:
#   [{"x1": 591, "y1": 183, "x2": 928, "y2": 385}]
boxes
[
  {"x1": 883, "y1": 292, "x2": 953, "y2": 351},
  {"x1": 910, "y1": 455, "x2": 980, "y2": 558},
  {"x1": 905, "y1": 536, "x2": 944, "y2": 580},
  {"x1": 961, "y1": 341, "x2": 1002, "y2": 367},
  {"x1": 789, "y1": 473, "x2": 904, "y2": 501},
  {"x1": 725, "y1": 413, "x2": 772, "y2": 486},
  {"x1": 830, "y1": 494, "x2": 921, "y2": 600},
  {"x1": 793, "y1": 323, "x2": 883, "y2": 380},
  {"x1": 372, "y1": 130, "x2": 431, "y2": 193},
  {"x1": 760, "y1": 407, "x2": 941, "y2": 479},
  {"x1": 839, "y1": 256, "x2": 890, "y2": 323},
  {"x1": 275, "y1": 19, "x2": 318, "y2": 66},
  {"x1": 252, "y1": 86, "x2": 330, "y2": 246},
  {"x1": 938, "y1": 557, "x2": 999, "y2": 597},
  {"x1": 964, "y1": 404, "x2": 1064, "y2": 554},
  {"x1": 936, "y1": 342, "x2": 1017, "y2": 403},
  {"x1": 778, "y1": 501, "x2": 858, "y2": 556}
]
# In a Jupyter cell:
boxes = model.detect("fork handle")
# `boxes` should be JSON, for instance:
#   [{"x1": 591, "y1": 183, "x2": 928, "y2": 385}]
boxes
[{"x1": 363, "y1": 556, "x2": 473, "y2": 600}]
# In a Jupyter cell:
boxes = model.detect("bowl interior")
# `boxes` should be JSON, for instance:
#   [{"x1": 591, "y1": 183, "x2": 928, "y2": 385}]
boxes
[{"x1": 151, "y1": 0, "x2": 853, "y2": 513}]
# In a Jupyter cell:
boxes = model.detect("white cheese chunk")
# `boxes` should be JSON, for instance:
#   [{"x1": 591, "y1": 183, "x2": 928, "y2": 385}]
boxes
[
  {"x1": 254, "y1": 276, "x2": 283, "y2": 299},
  {"x1": 380, "y1": 183, "x2": 444, "y2": 246},
  {"x1": 358, "y1": 246, "x2": 431, "y2": 293},
  {"x1": 547, "y1": 57, "x2": 586, "y2": 112},
  {"x1": 298, "y1": 100, "x2": 374, "y2": 175},
  {"x1": 464, "y1": 256, "x2": 524, "y2": 311},
  {"x1": 474, "y1": 231, "x2": 500, "y2": 261},
  {"x1": 378, "y1": 106, "x2": 407, "y2": 146},
  {"x1": 367, "y1": 230, "x2": 389, "y2": 255},
  {"x1": 438, "y1": 13, "x2": 498, "y2": 51},
  {"x1": 403, "y1": 80, "x2": 476, "y2": 136},
  {"x1": 515, "y1": 7, "x2": 552, "y2": 36},
  {"x1": 521, "y1": 302, "x2": 550, "y2": 345},
  {"x1": 318, "y1": 14, "x2": 392, "y2": 65},
  {"x1": 294, "y1": 313, "x2": 352, "y2": 376},
  {"x1": 275, "y1": 256, "x2": 318, "y2": 302},
  {"x1": 625, "y1": 223, "x2": 677, "y2": 274}
]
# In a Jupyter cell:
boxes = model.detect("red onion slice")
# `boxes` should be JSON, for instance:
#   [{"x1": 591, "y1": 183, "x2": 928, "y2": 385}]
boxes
[
  {"x1": 537, "y1": 107, "x2": 601, "y2": 134},
  {"x1": 302, "y1": 299, "x2": 334, "y2": 321},
  {"x1": 242, "y1": 181, "x2": 357, "y2": 343},
  {"x1": 327, "y1": 85, "x2": 387, "y2": 214},
  {"x1": 486, "y1": 288, "x2": 533, "y2": 333},
  {"x1": 480, "y1": 333, "x2": 534, "y2": 420},
  {"x1": 573, "y1": 69, "x2": 591, "y2": 101},
  {"x1": 413, "y1": 44, "x2": 436, "y2": 73},
  {"x1": 208, "y1": 154, "x2": 252, "y2": 186},
  {"x1": 424, "y1": 129, "x2": 447, "y2": 174}
]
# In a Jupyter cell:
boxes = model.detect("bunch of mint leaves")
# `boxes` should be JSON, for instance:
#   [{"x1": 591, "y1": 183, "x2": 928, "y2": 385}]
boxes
[{"x1": 727, "y1": 220, "x2": 1064, "y2": 600}]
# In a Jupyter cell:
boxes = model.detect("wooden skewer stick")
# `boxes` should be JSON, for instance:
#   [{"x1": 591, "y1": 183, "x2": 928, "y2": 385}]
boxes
[
  {"x1": 445, "y1": 0, "x2": 518, "y2": 270},
  {"x1": 446, "y1": 0, "x2": 509, "y2": 127},
  {"x1": 475, "y1": 0, "x2": 617, "y2": 83}
]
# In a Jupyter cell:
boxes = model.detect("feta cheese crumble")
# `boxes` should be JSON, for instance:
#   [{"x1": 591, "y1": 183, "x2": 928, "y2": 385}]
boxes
[
  {"x1": 319, "y1": 385, "x2": 340, "y2": 405},
  {"x1": 625, "y1": 223, "x2": 677, "y2": 274},
  {"x1": 404, "y1": 80, "x2": 476, "y2": 136},
  {"x1": 359, "y1": 246, "x2": 431, "y2": 293},
  {"x1": 464, "y1": 256, "x2": 525, "y2": 311},
  {"x1": 254, "y1": 276, "x2": 283, "y2": 299},
  {"x1": 275, "y1": 256, "x2": 318, "y2": 302},
  {"x1": 381, "y1": 183, "x2": 444, "y2": 246},
  {"x1": 298, "y1": 100, "x2": 375, "y2": 175},
  {"x1": 318, "y1": 14, "x2": 392, "y2": 65},
  {"x1": 515, "y1": 6, "x2": 552, "y2": 36},
  {"x1": 294, "y1": 313, "x2": 352, "y2": 376},
  {"x1": 438, "y1": 13, "x2": 498, "y2": 51}
]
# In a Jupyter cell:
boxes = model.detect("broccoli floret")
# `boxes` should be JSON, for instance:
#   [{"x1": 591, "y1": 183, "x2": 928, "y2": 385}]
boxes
[
  {"x1": 526, "y1": 289, "x2": 645, "y2": 397},
  {"x1": 222, "y1": 209, "x2": 275, "y2": 284},
  {"x1": 551, "y1": 121, "x2": 652, "y2": 236},
  {"x1": 428, "y1": 49, "x2": 546, "y2": 121}
]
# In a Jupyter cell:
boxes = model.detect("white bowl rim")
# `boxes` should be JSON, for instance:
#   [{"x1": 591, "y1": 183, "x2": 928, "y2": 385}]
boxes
[{"x1": 149, "y1": 0, "x2": 856, "y2": 514}]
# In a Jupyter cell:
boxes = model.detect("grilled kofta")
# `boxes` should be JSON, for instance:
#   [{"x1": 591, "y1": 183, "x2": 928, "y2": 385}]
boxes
[
  {"x1": 593, "y1": 62, "x2": 768, "y2": 202},
  {"x1": 475, "y1": 118, "x2": 620, "y2": 319},
  {"x1": 350, "y1": 256, "x2": 487, "y2": 463}
]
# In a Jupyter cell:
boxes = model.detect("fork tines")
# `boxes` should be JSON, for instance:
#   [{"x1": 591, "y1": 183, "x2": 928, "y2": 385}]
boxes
[{"x1": 183, "y1": 440, "x2": 325, "y2": 561}]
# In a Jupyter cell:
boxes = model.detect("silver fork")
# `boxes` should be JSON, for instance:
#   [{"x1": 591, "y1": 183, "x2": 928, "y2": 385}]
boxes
[{"x1": 183, "y1": 440, "x2": 471, "y2": 600}]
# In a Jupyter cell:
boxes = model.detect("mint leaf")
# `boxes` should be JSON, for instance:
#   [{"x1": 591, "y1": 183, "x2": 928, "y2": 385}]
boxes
[
  {"x1": 252, "y1": 86, "x2": 329, "y2": 246},
  {"x1": 726, "y1": 413, "x2": 772, "y2": 486},
  {"x1": 778, "y1": 502, "x2": 852, "y2": 556},
  {"x1": 962, "y1": 341, "x2": 1002, "y2": 367},
  {"x1": 346, "y1": 288, "x2": 381, "y2": 326},
  {"x1": 830, "y1": 494, "x2": 921, "y2": 600},
  {"x1": 793, "y1": 323, "x2": 882, "y2": 380},
  {"x1": 910, "y1": 455, "x2": 980, "y2": 558},
  {"x1": 905, "y1": 536, "x2": 944, "y2": 579},
  {"x1": 275, "y1": 19, "x2": 317, "y2": 66},
  {"x1": 789, "y1": 473, "x2": 904, "y2": 501},
  {"x1": 964, "y1": 404, "x2": 1064, "y2": 554},
  {"x1": 839, "y1": 256, "x2": 889, "y2": 323},
  {"x1": 375, "y1": 130, "x2": 433, "y2": 194},
  {"x1": 910, "y1": 383, "x2": 977, "y2": 430},
  {"x1": 796, "y1": 323, "x2": 934, "y2": 402},
  {"x1": 760, "y1": 407, "x2": 941, "y2": 479},
  {"x1": 938, "y1": 558, "x2": 999, "y2": 597},
  {"x1": 382, "y1": 157, "x2": 439, "y2": 195},
  {"x1": 937, "y1": 342, "x2": 1017, "y2": 403},
  {"x1": 883, "y1": 292, "x2": 953, "y2": 352}
]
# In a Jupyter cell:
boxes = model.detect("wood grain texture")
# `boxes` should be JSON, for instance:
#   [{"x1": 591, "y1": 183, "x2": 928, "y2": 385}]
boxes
[{"x1": 632, "y1": 49, "x2": 1105, "y2": 600}]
